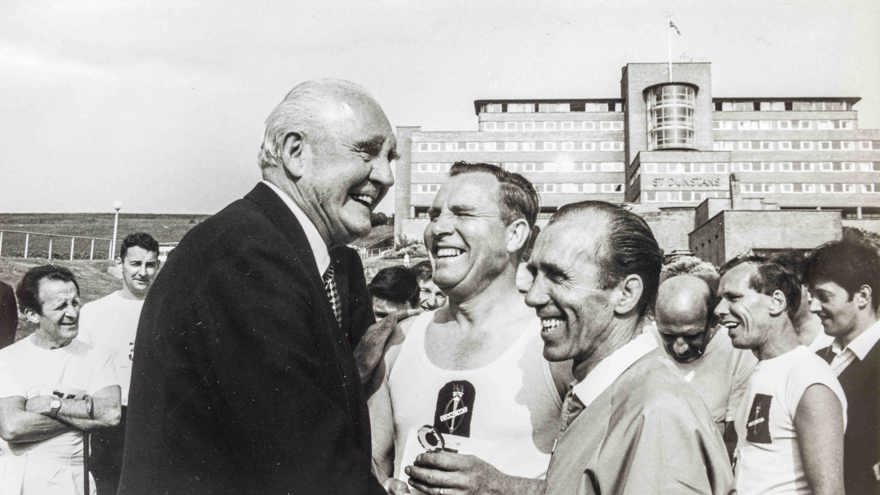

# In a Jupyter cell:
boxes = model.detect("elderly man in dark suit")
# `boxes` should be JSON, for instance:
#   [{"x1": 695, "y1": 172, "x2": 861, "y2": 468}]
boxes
[{"x1": 118, "y1": 80, "x2": 396, "y2": 495}]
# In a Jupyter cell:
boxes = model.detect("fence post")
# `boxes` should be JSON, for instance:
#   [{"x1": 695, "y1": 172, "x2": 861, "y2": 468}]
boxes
[
  {"x1": 0, "y1": 231, "x2": 3, "y2": 257},
  {"x1": 108, "y1": 240, "x2": 113, "y2": 260},
  {"x1": 89, "y1": 239, "x2": 95, "y2": 260},
  {"x1": 24, "y1": 233, "x2": 29, "y2": 259},
  {"x1": 48, "y1": 238, "x2": 53, "y2": 261},
  {"x1": 70, "y1": 237, "x2": 76, "y2": 261}
]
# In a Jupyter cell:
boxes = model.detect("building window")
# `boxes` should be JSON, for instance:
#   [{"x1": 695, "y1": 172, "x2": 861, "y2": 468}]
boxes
[
  {"x1": 760, "y1": 101, "x2": 785, "y2": 111},
  {"x1": 816, "y1": 120, "x2": 834, "y2": 130},
  {"x1": 777, "y1": 120, "x2": 792, "y2": 129},
  {"x1": 466, "y1": 142, "x2": 479, "y2": 151},
  {"x1": 761, "y1": 141, "x2": 775, "y2": 150},
  {"x1": 840, "y1": 162, "x2": 855, "y2": 172},
  {"x1": 600, "y1": 162, "x2": 624, "y2": 172},
  {"x1": 482, "y1": 103, "x2": 503, "y2": 113},
  {"x1": 543, "y1": 142, "x2": 557, "y2": 151},
  {"x1": 482, "y1": 122, "x2": 497, "y2": 131},
  {"x1": 543, "y1": 121, "x2": 557, "y2": 131},
  {"x1": 802, "y1": 183, "x2": 816, "y2": 193},
  {"x1": 759, "y1": 162, "x2": 774, "y2": 172},
  {"x1": 561, "y1": 121, "x2": 574, "y2": 130},
  {"x1": 800, "y1": 141, "x2": 814, "y2": 150},
  {"x1": 521, "y1": 142, "x2": 535, "y2": 151},
  {"x1": 504, "y1": 142, "x2": 518, "y2": 151},
  {"x1": 841, "y1": 141, "x2": 855, "y2": 150},
  {"x1": 522, "y1": 122, "x2": 535, "y2": 131},
  {"x1": 721, "y1": 101, "x2": 754, "y2": 111},
  {"x1": 582, "y1": 141, "x2": 596, "y2": 151},
  {"x1": 482, "y1": 142, "x2": 497, "y2": 151},
  {"x1": 780, "y1": 183, "x2": 793, "y2": 193},
  {"x1": 740, "y1": 183, "x2": 755, "y2": 193},
  {"x1": 862, "y1": 184, "x2": 877, "y2": 193},
  {"x1": 600, "y1": 121, "x2": 614, "y2": 131},
  {"x1": 738, "y1": 141, "x2": 752, "y2": 150},
  {"x1": 778, "y1": 141, "x2": 792, "y2": 150},
  {"x1": 507, "y1": 103, "x2": 534, "y2": 113},
  {"x1": 759, "y1": 120, "x2": 774, "y2": 130},
  {"x1": 538, "y1": 103, "x2": 570, "y2": 113},
  {"x1": 645, "y1": 83, "x2": 697, "y2": 151},
  {"x1": 601, "y1": 183, "x2": 624, "y2": 193},
  {"x1": 504, "y1": 122, "x2": 517, "y2": 131},
  {"x1": 842, "y1": 184, "x2": 856, "y2": 193},
  {"x1": 818, "y1": 141, "x2": 832, "y2": 150}
]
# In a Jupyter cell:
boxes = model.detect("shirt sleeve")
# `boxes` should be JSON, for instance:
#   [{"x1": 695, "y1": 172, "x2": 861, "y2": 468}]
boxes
[
  {"x1": 89, "y1": 348, "x2": 121, "y2": 393},
  {"x1": 0, "y1": 361, "x2": 25, "y2": 398},
  {"x1": 784, "y1": 353, "x2": 847, "y2": 430}
]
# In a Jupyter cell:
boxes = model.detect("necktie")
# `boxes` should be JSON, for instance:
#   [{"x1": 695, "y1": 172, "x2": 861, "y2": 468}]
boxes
[
  {"x1": 559, "y1": 386, "x2": 585, "y2": 431},
  {"x1": 322, "y1": 264, "x2": 342, "y2": 328}
]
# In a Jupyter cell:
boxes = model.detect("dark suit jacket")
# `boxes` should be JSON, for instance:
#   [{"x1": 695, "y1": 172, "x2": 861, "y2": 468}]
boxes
[
  {"x1": 0, "y1": 281, "x2": 16, "y2": 349},
  {"x1": 119, "y1": 183, "x2": 384, "y2": 495},
  {"x1": 818, "y1": 341, "x2": 880, "y2": 495}
]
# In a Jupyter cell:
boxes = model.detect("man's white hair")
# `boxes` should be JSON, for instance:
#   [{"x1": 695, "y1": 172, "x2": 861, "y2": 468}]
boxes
[{"x1": 257, "y1": 79, "x2": 372, "y2": 170}]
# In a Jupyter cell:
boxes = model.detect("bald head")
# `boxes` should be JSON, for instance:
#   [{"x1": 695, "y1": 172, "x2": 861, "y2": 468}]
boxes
[{"x1": 655, "y1": 275, "x2": 715, "y2": 362}]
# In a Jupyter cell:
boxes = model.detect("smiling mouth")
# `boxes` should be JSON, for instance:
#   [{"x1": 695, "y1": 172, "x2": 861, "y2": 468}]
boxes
[
  {"x1": 540, "y1": 318, "x2": 565, "y2": 333},
  {"x1": 350, "y1": 194, "x2": 375, "y2": 208},
  {"x1": 435, "y1": 247, "x2": 465, "y2": 259}
]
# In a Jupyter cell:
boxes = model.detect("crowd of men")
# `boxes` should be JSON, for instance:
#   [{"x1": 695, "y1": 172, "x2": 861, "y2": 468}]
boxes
[{"x1": 0, "y1": 79, "x2": 877, "y2": 495}]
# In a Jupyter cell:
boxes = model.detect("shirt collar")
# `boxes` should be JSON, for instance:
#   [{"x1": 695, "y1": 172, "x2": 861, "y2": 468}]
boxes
[
  {"x1": 261, "y1": 180, "x2": 330, "y2": 275},
  {"x1": 571, "y1": 327, "x2": 658, "y2": 409},
  {"x1": 832, "y1": 318, "x2": 880, "y2": 361}
]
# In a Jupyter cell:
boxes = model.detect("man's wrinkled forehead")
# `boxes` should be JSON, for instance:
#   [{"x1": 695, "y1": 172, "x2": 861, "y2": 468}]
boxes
[{"x1": 38, "y1": 279, "x2": 78, "y2": 304}]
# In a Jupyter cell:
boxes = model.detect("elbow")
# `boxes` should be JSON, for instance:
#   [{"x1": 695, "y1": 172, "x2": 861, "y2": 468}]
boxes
[
  {"x1": 0, "y1": 421, "x2": 26, "y2": 443},
  {"x1": 96, "y1": 405, "x2": 122, "y2": 428}
]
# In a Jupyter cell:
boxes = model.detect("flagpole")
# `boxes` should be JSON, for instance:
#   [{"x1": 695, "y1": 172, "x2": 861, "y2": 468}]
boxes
[{"x1": 666, "y1": 15, "x2": 672, "y2": 81}]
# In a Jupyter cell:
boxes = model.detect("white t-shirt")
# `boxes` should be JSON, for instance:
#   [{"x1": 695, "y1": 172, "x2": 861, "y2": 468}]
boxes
[
  {"x1": 388, "y1": 311, "x2": 562, "y2": 485},
  {"x1": 734, "y1": 345, "x2": 847, "y2": 494},
  {"x1": 77, "y1": 290, "x2": 145, "y2": 406},
  {"x1": 0, "y1": 336, "x2": 117, "y2": 494}
]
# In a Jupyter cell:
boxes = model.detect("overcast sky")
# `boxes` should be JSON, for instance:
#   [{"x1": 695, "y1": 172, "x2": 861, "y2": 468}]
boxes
[{"x1": 1, "y1": 0, "x2": 878, "y2": 214}]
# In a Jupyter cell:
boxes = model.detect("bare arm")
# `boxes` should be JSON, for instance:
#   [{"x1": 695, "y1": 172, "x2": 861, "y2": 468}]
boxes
[
  {"x1": 20, "y1": 384, "x2": 121, "y2": 433},
  {"x1": 794, "y1": 383, "x2": 845, "y2": 495},
  {"x1": 0, "y1": 395, "x2": 73, "y2": 443},
  {"x1": 368, "y1": 317, "x2": 412, "y2": 485}
]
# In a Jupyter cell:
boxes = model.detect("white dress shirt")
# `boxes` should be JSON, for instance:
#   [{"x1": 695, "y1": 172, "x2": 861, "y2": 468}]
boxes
[
  {"x1": 829, "y1": 319, "x2": 880, "y2": 376},
  {"x1": 261, "y1": 180, "x2": 330, "y2": 275}
]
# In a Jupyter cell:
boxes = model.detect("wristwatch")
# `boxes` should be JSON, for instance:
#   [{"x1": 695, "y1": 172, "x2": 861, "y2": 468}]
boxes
[{"x1": 49, "y1": 397, "x2": 62, "y2": 417}]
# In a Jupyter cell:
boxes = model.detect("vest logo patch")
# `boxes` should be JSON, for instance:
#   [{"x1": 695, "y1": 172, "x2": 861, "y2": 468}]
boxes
[
  {"x1": 433, "y1": 381, "x2": 475, "y2": 437},
  {"x1": 746, "y1": 393, "x2": 772, "y2": 444}
]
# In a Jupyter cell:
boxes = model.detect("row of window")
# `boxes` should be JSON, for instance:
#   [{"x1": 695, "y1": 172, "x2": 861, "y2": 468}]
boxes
[
  {"x1": 643, "y1": 190, "x2": 727, "y2": 202},
  {"x1": 739, "y1": 183, "x2": 880, "y2": 194},
  {"x1": 413, "y1": 183, "x2": 625, "y2": 194},
  {"x1": 479, "y1": 102, "x2": 624, "y2": 114},
  {"x1": 715, "y1": 100, "x2": 851, "y2": 112},
  {"x1": 712, "y1": 119, "x2": 857, "y2": 130},
  {"x1": 712, "y1": 140, "x2": 880, "y2": 151},
  {"x1": 412, "y1": 161, "x2": 626, "y2": 173},
  {"x1": 479, "y1": 120, "x2": 625, "y2": 132},
  {"x1": 414, "y1": 140, "x2": 625, "y2": 152},
  {"x1": 641, "y1": 161, "x2": 880, "y2": 174}
]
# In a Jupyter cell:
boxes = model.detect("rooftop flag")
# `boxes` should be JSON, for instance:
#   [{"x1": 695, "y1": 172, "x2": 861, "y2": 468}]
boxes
[{"x1": 669, "y1": 18, "x2": 682, "y2": 36}]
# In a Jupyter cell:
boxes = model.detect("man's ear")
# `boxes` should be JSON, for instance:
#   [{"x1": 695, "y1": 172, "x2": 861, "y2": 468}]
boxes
[
  {"x1": 280, "y1": 131, "x2": 306, "y2": 179},
  {"x1": 768, "y1": 289, "x2": 788, "y2": 317},
  {"x1": 613, "y1": 274, "x2": 644, "y2": 315},
  {"x1": 24, "y1": 308, "x2": 40, "y2": 324},
  {"x1": 854, "y1": 284, "x2": 873, "y2": 311},
  {"x1": 506, "y1": 219, "x2": 530, "y2": 254}
]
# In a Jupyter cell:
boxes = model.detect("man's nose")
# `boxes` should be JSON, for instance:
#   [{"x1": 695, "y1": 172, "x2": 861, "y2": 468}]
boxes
[
  {"x1": 673, "y1": 338, "x2": 689, "y2": 355},
  {"x1": 714, "y1": 299, "x2": 729, "y2": 318},
  {"x1": 370, "y1": 158, "x2": 394, "y2": 187},
  {"x1": 809, "y1": 297, "x2": 822, "y2": 313},
  {"x1": 524, "y1": 274, "x2": 548, "y2": 308}
]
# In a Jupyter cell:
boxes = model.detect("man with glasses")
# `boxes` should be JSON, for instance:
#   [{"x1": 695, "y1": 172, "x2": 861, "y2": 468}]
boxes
[{"x1": 654, "y1": 261, "x2": 757, "y2": 457}]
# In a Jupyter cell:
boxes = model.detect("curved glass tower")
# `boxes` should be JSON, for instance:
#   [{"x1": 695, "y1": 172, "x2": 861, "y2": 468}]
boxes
[{"x1": 644, "y1": 82, "x2": 698, "y2": 150}]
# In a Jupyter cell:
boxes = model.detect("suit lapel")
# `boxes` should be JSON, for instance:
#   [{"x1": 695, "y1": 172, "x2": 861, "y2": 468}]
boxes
[{"x1": 244, "y1": 183, "x2": 338, "y2": 333}]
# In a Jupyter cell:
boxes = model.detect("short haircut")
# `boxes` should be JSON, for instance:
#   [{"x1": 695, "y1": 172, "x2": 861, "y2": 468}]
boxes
[
  {"x1": 258, "y1": 79, "x2": 372, "y2": 169},
  {"x1": 368, "y1": 266, "x2": 419, "y2": 307},
  {"x1": 660, "y1": 255, "x2": 720, "y2": 293},
  {"x1": 120, "y1": 232, "x2": 159, "y2": 259},
  {"x1": 410, "y1": 260, "x2": 433, "y2": 283},
  {"x1": 449, "y1": 160, "x2": 539, "y2": 229},
  {"x1": 16, "y1": 264, "x2": 79, "y2": 315},
  {"x1": 720, "y1": 256, "x2": 802, "y2": 320},
  {"x1": 804, "y1": 238, "x2": 880, "y2": 309},
  {"x1": 769, "y1": 250, "x2": 808, "y2": 285},
  {"x1": 551, "y1": 201, "x2": 663, "y2": 316}
]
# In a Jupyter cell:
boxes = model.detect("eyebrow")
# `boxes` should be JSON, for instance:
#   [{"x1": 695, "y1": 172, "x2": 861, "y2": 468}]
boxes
[{"x1": 351, "y1": 135, "x2": 393, "y2": 159}]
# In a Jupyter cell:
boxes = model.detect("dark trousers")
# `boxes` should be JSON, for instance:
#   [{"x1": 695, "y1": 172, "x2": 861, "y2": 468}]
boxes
[{"x1": 91, "y1": 407, "x2": 127, "y2": 495}]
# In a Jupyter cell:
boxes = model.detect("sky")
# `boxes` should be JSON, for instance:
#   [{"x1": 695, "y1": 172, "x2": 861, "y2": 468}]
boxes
[{"x1": 1, "y1": 0, "x2": 878, "y2": 214}]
